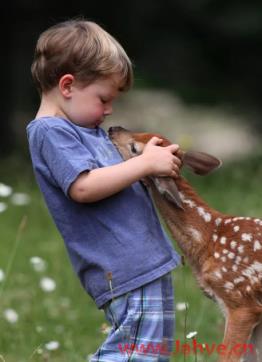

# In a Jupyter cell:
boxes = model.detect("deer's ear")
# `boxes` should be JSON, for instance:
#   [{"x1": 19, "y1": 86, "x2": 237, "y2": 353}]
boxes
[
  {"x1": 150, "y1": 177, "x2": 184, "y2": 209},
  {"x1": 183, "y1": 151, "x2": 222, "y2": 175}
]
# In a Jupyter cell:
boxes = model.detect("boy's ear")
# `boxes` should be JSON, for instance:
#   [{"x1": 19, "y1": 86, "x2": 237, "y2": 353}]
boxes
[{"x1": 59, "y1": 74, "x2": 75, "y2": 98}]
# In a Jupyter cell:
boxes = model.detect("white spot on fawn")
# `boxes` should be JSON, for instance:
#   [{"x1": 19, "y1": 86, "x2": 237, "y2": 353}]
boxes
[
  {"x1": 214, "y1": 271, "x2": 223, "y2": 280},
  {"x1": 224, "y1": 282, "x2": 234, "y2": 290},
  {"x1": 220, "y1": 237, "x2": 227, "y2": 245},
  {"x1": 228, "y1": 252, "x2": 235, "y2": 259},
  {"x1": 230, "y1": 241, "x2": 237, "y2": 249},
  {"x1": 242, "y1": 262, "x2": 262, "y2": 284},
  {"x1": 223, "y1": 249, "x2": 229, "y2": 254},
  {"x1": 252, "y1": 261, "x2": 262, "y2": 273},
  {"x1": 197, "y1": 207, "x2": 212, "y2": 223},
  {"x1": 204, "y1": 214, "x2": 212, "y2": 222},
  {"x1": 187, "y1": 227, "x2": 202, "y2": 242},
  {"x1": 236, "y1": 256, "x2": 242, "y2": 265},
  {"x1": 212, "y1": 234, "x2": 218, "y2": 242},
  {"x1": 183, "y1": 199, "x2": 196, "y2": 208},
  {"x1": 241, "y1": 233, "x2": 253, "y2": 242},
  {"x1": 237, "y1": 245, "x2": 244, "y2": 254},
  {"x1": 222, "y1": 267, "x2": 228, "y2": 273},
  {"x1": 254, "y1": 240, "x2": 262, "y2": 251},
  {"x1": 215, "y1": 218, "x2": 222, "y2": 226},
  {"x1": 232, "y1": 265, "x2": 238, "y2": 272},
  {"x1": 234, "y1": 276, "x2": 244, "y2": 284},
  {"x1": 214, "y1": 252, "x2": 220, "y2": 259},
  {"x1": 233, "y1": 225, "x2": 240, "y2": 232}
]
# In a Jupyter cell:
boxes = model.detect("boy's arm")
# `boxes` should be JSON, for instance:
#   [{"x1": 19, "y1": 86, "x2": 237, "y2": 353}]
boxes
[{"x1": 69, "y1": 137, "x2": 181, "y2": 203}]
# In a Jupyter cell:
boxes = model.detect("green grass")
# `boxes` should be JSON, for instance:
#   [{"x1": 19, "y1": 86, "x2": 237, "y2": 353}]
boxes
[{"x1": 0, "y1": 153, "x2": 262, "y2": 361}]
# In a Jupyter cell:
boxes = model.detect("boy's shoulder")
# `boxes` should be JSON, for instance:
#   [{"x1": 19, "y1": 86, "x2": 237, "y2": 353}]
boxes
[
  {"x1": 26, "y1": 116, "x2": 83, "y2": 146},
  {"x1": 26, "y1": 116, "x2": 82, "y2": 153},
  {"x1": 27, "y1": 116, "x2": 74, "y2": 135}
]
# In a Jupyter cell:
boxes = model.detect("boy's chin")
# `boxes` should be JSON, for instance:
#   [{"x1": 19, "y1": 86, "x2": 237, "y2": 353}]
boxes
[
  {"x1": 73, "y1": 118, "x2": 104, "y2": 128},
  {"x1": 93, "y1": 119, "x2": 104, "y2": 127}
]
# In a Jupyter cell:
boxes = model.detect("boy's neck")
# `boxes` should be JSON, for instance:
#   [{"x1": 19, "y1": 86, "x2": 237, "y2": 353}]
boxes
[{"x1": 35, "y1": 89, "x2": 66, "y2": 119}]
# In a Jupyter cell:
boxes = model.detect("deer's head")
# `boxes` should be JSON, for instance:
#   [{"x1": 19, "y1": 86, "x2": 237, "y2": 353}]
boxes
[{"x1": 108, "y1": 126, "x2": 222, "y2": 209}]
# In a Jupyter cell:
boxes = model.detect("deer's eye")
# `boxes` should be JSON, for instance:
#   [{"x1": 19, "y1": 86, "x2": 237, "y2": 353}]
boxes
[{"x1": 130, "y1": 143, "x2": 137, "y2": 154}]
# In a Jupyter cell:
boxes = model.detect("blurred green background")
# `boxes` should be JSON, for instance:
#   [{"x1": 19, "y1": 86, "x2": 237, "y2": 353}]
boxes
[{"x1": 1, "y1": 1, "x2": 262, "y2": 361}]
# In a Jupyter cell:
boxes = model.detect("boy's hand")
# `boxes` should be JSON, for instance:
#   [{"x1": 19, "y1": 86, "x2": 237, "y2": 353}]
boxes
[{"x1": 141, "y1": 137, "x2": 181, "y2": 178}]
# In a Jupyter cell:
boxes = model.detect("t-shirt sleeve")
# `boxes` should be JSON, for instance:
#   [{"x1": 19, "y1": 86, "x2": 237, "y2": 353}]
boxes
[{"x1": 41, "y1": 126, "x2": 98, "y2": 196}]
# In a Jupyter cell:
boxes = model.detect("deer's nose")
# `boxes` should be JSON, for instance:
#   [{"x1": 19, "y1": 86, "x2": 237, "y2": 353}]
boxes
[{"x1": 108, "y1": 126, "x2": 126, "y2": 135}]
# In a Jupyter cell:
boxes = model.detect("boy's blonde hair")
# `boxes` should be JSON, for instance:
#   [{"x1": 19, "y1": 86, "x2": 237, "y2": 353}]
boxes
[{"x1": 31, "y1": 19, "x2": 133, "y2": 94}]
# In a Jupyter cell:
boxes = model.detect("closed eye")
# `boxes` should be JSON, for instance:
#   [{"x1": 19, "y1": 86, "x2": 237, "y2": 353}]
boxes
[{"x1": 130, "y1": 143, "x2": 137, "y2": 154}]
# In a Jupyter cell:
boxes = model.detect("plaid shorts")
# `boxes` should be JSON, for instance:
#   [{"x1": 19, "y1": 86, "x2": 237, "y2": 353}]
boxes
[{"x1": 90, "y1": 272, "x2": 175, "y2": 362}]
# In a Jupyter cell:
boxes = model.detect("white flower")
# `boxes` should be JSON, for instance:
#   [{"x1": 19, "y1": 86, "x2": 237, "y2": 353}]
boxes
[
  {"x1": 10, "y1": 193, "x2": 31, "y2": 205},
  {"x1": 0, "y1": 202, "x2": 7, "y2": 213},
  {"x1": 4, "y1": 308, "x2": 19, "y2": 324},
  {"x1": 176, "y1": 302, "x2": 189, "y2": 311},
  {"x1": 36, "y1": 325, "x2": 44, "y2": 333},
  {"x1": 100, "y1": 323, "x2": 111, "y2": 334},
  {"x1": 186, "y1": 331, "x2": 198, "y2": 339},
  {"x1": 0, "y1": 183, "x2": 12, "y2": 197},
  {"x1": 30, "y1": 256, "x2": 46, "y2": 272},
  {"x1": 40, "y1": 277, "x2": 56, "y2": 292},
  {"x1": 0, "y1": 269, "x2": 5, "y2": 282},
  {"x1": 45, "y1": 341, "x2": 60, "y2": 351}
]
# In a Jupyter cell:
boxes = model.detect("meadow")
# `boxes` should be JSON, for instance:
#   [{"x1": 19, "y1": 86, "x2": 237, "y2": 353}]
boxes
[{"x1": 0, "y1": 152, "x2": 262, "y2": 362}]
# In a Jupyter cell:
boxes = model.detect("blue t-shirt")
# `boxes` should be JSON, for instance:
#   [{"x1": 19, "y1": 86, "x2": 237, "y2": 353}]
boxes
[{"x1": 27, "y1": 116, "x2": 180, "y2": 308}]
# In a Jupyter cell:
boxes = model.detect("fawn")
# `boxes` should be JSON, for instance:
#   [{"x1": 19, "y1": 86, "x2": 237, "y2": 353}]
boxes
[{"x1": 108, "y1": 126, "x2": 262, "y2": 362}]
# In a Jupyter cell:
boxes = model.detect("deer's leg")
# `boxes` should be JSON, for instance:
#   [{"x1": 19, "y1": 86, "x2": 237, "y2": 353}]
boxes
[
  {"x1": 243, "y1": 319, "x2": 262, "y2": 362},
  {"x1": 218, "y1": 308, "x2": 259, "y2": 362}
]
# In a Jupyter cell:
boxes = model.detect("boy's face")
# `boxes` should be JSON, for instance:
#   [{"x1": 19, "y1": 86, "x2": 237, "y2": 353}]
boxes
[{"x1": 64, "y1": 75, "x2": 122, "y2": 128}]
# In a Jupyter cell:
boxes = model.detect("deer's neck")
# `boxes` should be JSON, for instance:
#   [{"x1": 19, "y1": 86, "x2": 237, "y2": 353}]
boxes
[{"x1": 150, "y1": 177, "x2": 223, "y2": 269}]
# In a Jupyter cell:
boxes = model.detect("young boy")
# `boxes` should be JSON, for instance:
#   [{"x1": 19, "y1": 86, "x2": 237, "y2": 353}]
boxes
[{"x1": 27, "y1": 19, "x2": 181, "y2": 361}]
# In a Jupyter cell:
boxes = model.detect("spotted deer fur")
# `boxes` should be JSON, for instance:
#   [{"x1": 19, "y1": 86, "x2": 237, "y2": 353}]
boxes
[{"x1": 108, "y1": 126, "x2": 262, "y2": 362}]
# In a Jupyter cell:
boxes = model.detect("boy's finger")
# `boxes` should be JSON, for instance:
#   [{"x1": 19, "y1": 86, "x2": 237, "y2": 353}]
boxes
[
  {"x1": 167, "y1": 144, "x2": 180, "y2": 153},
  {"x1": 147, "y1": 136, "x2": 163, "y2": 146},
  {"x1": 172, "y1": 156, "x2": 182, "y2": 168},
  {"x1": 172, "y1": 164, "x2": 180, "y2": 173},
  {"x1": 171, "y1": 170, "x2": 179, "y2": 178}
]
